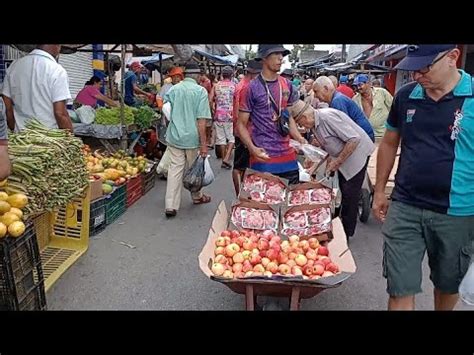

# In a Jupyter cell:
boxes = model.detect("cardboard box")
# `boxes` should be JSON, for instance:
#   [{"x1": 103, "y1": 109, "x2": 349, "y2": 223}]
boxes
[
  {"x1": 89, "y1": 179, "x2": 103, "y2": 201},
  {"x1": 280, "y1": 203, "x2": 333, "y2": 241},
  {"x1": 238, "y1": 169, "x2": 289, "y2": 205},
  {"x1": 198, "y1": 201, "x2": 356, "y2": 288},
  {"x1": 230, "y1": 199, "x2": 279, "y2": 231},
  {"x1": 287, "y1": 182, "x2": 333, "y2": 207}
]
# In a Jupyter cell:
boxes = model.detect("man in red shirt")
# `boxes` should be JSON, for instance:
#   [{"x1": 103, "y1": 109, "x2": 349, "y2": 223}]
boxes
[
  {"x1": 336, "y1": 75, "x2": 355, "y2": 98},
  {"x1": 232, "y1": 59, "x2": 262, "y2": 196}
]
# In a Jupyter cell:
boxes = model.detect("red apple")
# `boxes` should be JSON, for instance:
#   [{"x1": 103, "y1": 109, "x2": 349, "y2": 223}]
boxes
[
  {"x1": 303, "y1": 265, "x2": 313, "y2": 276},
  {"x1": 308, "y1": 237, "x2": 320, "y2": 249},
  {"x1": 299, "y1": 240, "x2": 310, "y2": 252},
  {"x1": 317, "y1": 246, "x2": 329, "y2": 256},
  {"x1": 295, "y1": 248, "x2": 304, "y2": 255},
  {"x1": 223, "y1": 236, "x2": 231, "y2": 246},
  {"x1": 250, "y1": 235, "x2": 259, "y2": 243},
  {"x1": 291, "y1": 266, "x2": 303, "y2": 276},
  {"x1": 266, "y1": 249, "x2": 279, "y2": 261},
  {"x1": 306, "y1": 249, "x2": 318, "y2": 260},
  {"x1": 281, "y1": 240, "x2": 290, "y2": 249},
  {"x1": 322, "y1": 271, "x2": 334, "y2": 278},
  {"x1": 302, "y1": 275, "x2": 310, "y2": 280},
  {"x1": 242, "y1": 260, "x2": 253, "y2": 273},
  {"x1": 270, "y1": 236, "x2": 281, "y2": 244},
  {"x1": 259, "y1": 250, "x2": 267, "y2": 258},
  {"x1": 287, "y1": 260, "x2": 296, "y2": 268},
  {"x1": 232, "y1": 252, "x2": 244, "y2": 264},
  {"x1": 264, "y1": 271, "x2": 273, "y2": 278},
  {"x1": 244, "y1": 271, "x2": 254, "y2": 277},
  {"x1": 278, "y1": 264, "x2": 291, "y2": 275},
  {"x1": 232, "y1": 263, "x2": 243, "y2": 273},
  {"x1": 211, "y1": 263, "x2": 225, "y2": 276},
  {"x1": 326, "y1": 263, "x2": 339, "y2": 273},
  {"x1": 230, "y1": 230, "x2": 240, "y2": 239},
  {"x1": 269, "y1": 241, "x2": 281, "y2": 252},
  {"x1": 313, "y1": 264, "x2": 325, "y2": 276},
  {"x1": 225, "y1": 243, "x2": 240, "y2": 257},
  {"x1": 252, "y1": 271, "x2": 263, "y2": 277},
  {"x1": 253, "y1": 264, "x2": 265, "y2": 273},
  {"x1": 310, "y1": 275, "x2": 321, "y2": 280},
  {"x1": 236, "y1": 236, "x2": 245, "y2": 248},
  {"x1": 215, "y1": 237, "x2": 226, "y2": 247},
  {"x1": 221, "y1": 230, "x2": 231, "y2": 237},
  {"x1": 266, "y1": 262, "x2": 279, "y2": 274},
  {"x1": 295, "y1": 254, "x2": 308, "y2": 267},
  {"x1": 262, "y1": 230, "x2": 274, "y2": 240},
  {"x1": 289, "y1": 252, "x2": 297, "y2": 260},
  {"x1": 227, "y1": 258, "x2": 234, "y2": 266},
  {"x1": 235, "y1": 271, "x2": 245, "y2": 278},
  {"x1": 289, "y1": 235, "x2": 300, "y2": 243},
  {"x1": 243, "y1": 238, "x2": 253, "y2": 251},
  {"x1": 250, "y1": 254, "x2": 262, "y2": 266},
  {"x1": 320, "y1": 256, "x2": 331, "y2": 266},
  {"x1": 306, "y1": 259, "x2": 315, "y2": 268},
  {"x1": 252, "y1": 248, "x2": 260, "y2": 255},
  {"x1": 261, "y1": 257, "x2": 270, "y2": 267},
  {"x1": 257, "y1": 238, "x2": 270, "y2": 251},
  {"x1": 215, "y1": 255, "x2": 228, "y2": 264},
  {"x1": 214, "y1": 247, "x2": 225, "y2": 256},
  {"x1": 278, "y1": 253, "x2": 289, "y2": 264},
  {"x1": 222, "y1": 270, "x2": 234, "y2": 278}
]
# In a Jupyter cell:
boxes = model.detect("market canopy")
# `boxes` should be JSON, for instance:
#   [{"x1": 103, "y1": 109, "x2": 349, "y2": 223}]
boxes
[{"x1": 193, "y1": 49, "x2": 239, "y2": 66}]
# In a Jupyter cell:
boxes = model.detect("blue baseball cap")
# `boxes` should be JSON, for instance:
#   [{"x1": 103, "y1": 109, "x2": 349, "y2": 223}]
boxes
[
  {"x1": 353, "y1": 74, "x2": 369, "y2": 86},
  {"x1": 394, "y1": 44, "x2": 457, "y2": 71},
  {"x1": 339, "y1": 75, "x2": 348, "y2": 83}
]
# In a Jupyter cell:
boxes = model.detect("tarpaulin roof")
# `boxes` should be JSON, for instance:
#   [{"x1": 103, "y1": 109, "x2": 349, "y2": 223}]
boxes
[
  {"x1": 194, "y1": 49, "x2": 239, "y2": 66},
  {"x1": 129, "y1": 53, "x2": 175, "y2": 66}
]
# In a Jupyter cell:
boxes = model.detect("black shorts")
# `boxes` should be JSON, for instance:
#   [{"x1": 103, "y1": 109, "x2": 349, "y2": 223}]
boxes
[{"x1": 233, "y1": 137, "x2": 250, "y2": 171}]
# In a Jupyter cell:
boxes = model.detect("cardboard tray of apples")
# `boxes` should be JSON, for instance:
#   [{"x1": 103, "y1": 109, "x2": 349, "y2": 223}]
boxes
[{"x1": 198, "y1": 201, "x2": 357, "y2": 295}]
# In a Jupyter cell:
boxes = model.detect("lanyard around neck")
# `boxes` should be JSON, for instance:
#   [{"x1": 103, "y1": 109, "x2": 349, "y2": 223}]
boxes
[{"x1": 261, "y1": 75, "x2": 283, "y2": 117}]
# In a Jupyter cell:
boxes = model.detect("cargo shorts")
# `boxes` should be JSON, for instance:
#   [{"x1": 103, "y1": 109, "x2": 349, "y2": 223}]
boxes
[{"x1": 382, "y1": 200, "x2": 474, "y2": 297}]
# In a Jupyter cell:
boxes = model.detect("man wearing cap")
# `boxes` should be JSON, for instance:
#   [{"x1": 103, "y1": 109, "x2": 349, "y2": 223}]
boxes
[
  {"x1": 209, "y1": 66, "x2": 237, "y2": 169},
  {"x1": 352, "y1": 74, "x2": 393, "y2": 138},
  {"x1": 288, "y1": 100, "x2": 375, "y2": 238},
  {"x1": 124, "y1": 61, "x2": 153, "y2": 106},
  {"x1": 313, "y1": 76, "x2": 375, "y2": 142},
  {"x1": 232, "y1": 59, "x2": 262, "y2": 196},
  {"x1": 373, "y1": 44, "x2": 474, "y2": 311},
  {"x1": 237, "y1": 44, "x2": 305, "y2": 184},
  {"x1": 281, "y1": 68, "x2": 294, "y2": 81},
  {"x1": 159, "y1": 67, "x2": 184, "y2": 101},
  {"x1": 336, "y1": 75, "x2": 355, "y2": 98},
  {"x1": 162, "y1": 62, "x2": 212, "y2": 217},
  {"x1": 0, "y1": 84, "x2": 11, "y2": 180},
  {"x1": 2, "y1": 45, "x2": 73, "y2": 132}
]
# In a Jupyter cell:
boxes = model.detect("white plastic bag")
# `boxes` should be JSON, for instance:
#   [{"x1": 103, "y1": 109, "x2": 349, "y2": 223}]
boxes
[
  {"x1": 290, "y1": 139, "x2": 327, "y2": 163},
  {"x1": 162, "y1": 102, "x2": 171, "y2": 121},
  {"x1": 202, "y1": 156, "x2": 215, "y2": 187},
  {"x1": 76, "y1": 105, "x2": 96, "y2": 124},
  {"x1": 459, "y1": 261, "x2": 474, "y2": 306},
  {"x1": 298, "y1": 162, "x2": 311, "y2": 182},
  {"x1": 156, "y1": 148, "x2": 171, "y2": 176}
]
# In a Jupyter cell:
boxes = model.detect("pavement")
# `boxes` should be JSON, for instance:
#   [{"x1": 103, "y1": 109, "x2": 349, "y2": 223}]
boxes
[{"x1": 47, "y1": 157, "x2": 473, "y2": 310}]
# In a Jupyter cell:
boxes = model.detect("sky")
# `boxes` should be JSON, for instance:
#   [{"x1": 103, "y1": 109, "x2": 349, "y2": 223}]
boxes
[{"x1": 241, "y1": 44, "x2": 337, "y2": 70}]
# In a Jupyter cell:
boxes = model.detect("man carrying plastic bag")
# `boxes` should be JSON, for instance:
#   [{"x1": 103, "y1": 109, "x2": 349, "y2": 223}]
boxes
[{"x1": 163, "y1": 63, "x2": 212, "y2": 218}]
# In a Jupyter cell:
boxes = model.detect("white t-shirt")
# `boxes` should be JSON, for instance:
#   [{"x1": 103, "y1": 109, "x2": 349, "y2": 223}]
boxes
[{"x1": 2, "y1": 49, "x2": 72, "y2": 131}]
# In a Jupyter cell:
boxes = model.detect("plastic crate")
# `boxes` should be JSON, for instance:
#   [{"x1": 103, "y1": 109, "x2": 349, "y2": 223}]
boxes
[
  {"x1": 33, "y1": 212, "x2": 52, "y2": 251},
  {"x1": 105, "y1": 184, "x2": 127, "y2": 225},
  {"x1": 89, "y1": 197, "x2": 106, "y2": 237},
  {"x1": 142, "y1": 162, "x2": 158, "y2": 195},
  {"x1": 0, "y1": 223, "x2": 47, "y2": 310},
  {"x1": 126, "y1": 175, "x2": 143, "y2": 208}
]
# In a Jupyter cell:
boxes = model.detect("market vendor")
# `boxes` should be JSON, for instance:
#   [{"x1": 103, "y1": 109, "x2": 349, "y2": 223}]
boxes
[
  {"x1": 74, "y1": 76, "x2": 119, "y2": 109},
  {"x1": 0, "y1": 84, "x2": 11, "y2": 180},
  {"x1": 124, "y1": 62, "x2": 154, "y2": 107},
  {"x1": 288, "y1": 100, "x2": 375, "y2": 239},
  {"x1": 2, "y1": 44, "x2": 73, "y2": 132}
]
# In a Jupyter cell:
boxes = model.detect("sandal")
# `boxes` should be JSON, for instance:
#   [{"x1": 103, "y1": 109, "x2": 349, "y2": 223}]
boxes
[
  {"x1": 221, "y1": 161, "x2": 232, "y2": 170},
  {"x1": 165, "y1": 209, "x2": 177, "y2": 218},
  {"x1": 193, "y1": 194, "x2": 211, "y2": 205}
]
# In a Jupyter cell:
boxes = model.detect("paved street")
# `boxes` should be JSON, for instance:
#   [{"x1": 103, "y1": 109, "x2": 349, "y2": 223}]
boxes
[{"x1": 48, "y1": 157, "x2": 472, "y2": 310}]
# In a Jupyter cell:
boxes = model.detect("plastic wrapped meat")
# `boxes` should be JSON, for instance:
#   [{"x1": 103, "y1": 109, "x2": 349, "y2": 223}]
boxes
[
  {"x1": 243, "y1": 174, "x2": 266, "y2": 193},
  {"x1": 264, "y1": 181, "x2": 286, "y2": 204},
  {"x1": 250, "y1": 191, "x2": 265, "y2": 202},
  {"x1": 307, "y1": 207, "x2": 331, "y2": 225},
  {"x1": 262, "y1": 210, "x2": 278, "y2": 230},
  {"x1": 241, "y1": 208, "x2": 265, "y2": 230},
  {"x1": 281, "y1": 228, "x2": 306, "y2": 237},
  {"x1": 284, "y1": 211, "x2": 307, "y2": 228},
  {"x1": 309, "y1": 188, "x2": 332, "y2": 204},
  {"x1": 288, "y1": 190, "x2": 309, "y2": 206},
  {"x1": 232, "y1": 207, "x2": 244, "y2": 227}
]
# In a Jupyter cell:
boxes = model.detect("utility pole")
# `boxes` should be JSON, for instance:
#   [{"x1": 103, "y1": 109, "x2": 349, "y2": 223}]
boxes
[{"x1": 341, "y1": 44, "x2": 346, "y2": 62}]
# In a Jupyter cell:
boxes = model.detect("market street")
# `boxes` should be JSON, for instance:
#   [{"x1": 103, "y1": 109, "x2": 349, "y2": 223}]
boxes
[{"x1": 47, "y1": 157, "x2": 472, "y2": 310}]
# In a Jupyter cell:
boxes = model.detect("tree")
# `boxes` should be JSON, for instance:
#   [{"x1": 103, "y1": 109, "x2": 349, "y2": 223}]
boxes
[{"x1": 289, "y1": 44, "x2": 315, "y2": 66}]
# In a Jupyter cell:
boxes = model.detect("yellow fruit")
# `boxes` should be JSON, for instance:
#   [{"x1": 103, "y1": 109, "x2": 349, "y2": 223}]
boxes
[
  {"x1": 7, "y1": 194, "x2": 28, "y2": 209},
  {"x1": 8, "y1": 221, "x2": 25, "y2": 238},
  {"x1": 0, "y1": 179, "x2": 7, "y2": 187},
  {"x1": 9, "y1": 207, "x2": 23, "y2": 220},
  {"x1": 0, "y1": 200, "x2": 11, "y2": 214},
  {"x1": 0, "y1": 222, "x2": 6, "y2": 238},
  {"x1": 0, "y1": 212, "x2": 20, "y2": 226},
  {"x1": 0, "y1": 192, "x2": 9, "y2": 202}
]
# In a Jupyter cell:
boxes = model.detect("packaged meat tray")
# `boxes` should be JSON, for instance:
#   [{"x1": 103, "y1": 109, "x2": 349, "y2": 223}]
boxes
[
  {"x1": 287, "y1": 182, "x2": 332, "y2": 206},
  {"x1": 281, "y1": 204, "x2": 332, "y2": 237},
  {"x1": 240, "y1": 169, "x2": 288, "y2": 205},
  {"x1": 231, "y1": 199, "x2": 279, "y2": 231}
]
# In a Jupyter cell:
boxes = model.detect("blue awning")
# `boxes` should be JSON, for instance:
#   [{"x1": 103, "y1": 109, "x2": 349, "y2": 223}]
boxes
[
  {"x1": 194, "y1": 49, "x2": 239, "y2": 66},
  {"x1": 140, "y1": 53, "x2": 175, "y2": 66}
]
